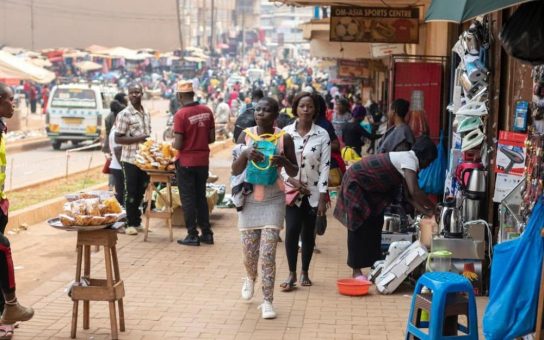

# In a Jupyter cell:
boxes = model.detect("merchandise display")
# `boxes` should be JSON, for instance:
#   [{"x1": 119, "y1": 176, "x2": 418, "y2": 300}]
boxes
[{"x1": 135, "y1": 139, "x2": 177, "y2": 172}]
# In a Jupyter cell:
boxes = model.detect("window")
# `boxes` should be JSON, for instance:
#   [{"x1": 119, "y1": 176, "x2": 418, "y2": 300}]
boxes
[{"x1": 51, "y1": 88, "x2": 97, "y2": 109}]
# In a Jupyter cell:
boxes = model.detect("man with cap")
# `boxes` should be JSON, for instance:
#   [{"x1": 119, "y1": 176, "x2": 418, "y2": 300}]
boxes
[
  {"x1": 173, "y1": 80, "x2": 216, "y2": 246},
  {"x1": 115, "y1": 83, "x2": 151, "y2": 236}
]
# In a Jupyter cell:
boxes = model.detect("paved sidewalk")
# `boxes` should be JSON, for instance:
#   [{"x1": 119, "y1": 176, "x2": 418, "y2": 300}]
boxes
[{"x1": 8, "y1": 149, "x2": 488, "y2": 339}]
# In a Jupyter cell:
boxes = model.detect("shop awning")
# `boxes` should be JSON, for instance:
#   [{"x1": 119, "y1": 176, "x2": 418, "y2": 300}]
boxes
[
  {"x1": 272, "y1": 0, "x2": 429, "y2": 6},
  {"x1": 0, "y1": 51, "x2": 56, "y2": 84},
  {"x1": 75, "y1": 61, "x2": 103, "y2": 72},
  {"x1": 425, "y1": 0, "x2": 536, "y2": 23}
]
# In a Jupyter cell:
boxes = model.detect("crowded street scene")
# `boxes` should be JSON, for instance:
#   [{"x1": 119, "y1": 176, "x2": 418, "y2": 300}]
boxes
[{"x1": 0, "y1": 0, "x2": 544, "y2": 339}]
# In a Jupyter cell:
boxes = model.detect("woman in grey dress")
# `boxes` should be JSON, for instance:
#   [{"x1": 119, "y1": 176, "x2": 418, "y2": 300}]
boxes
[{"x1": 232, "y1": 97, "x2": 298, "y2": 319}]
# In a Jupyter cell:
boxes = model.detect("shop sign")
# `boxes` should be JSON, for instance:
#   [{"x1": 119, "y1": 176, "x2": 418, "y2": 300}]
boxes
[
  {"x1": 337, "y1": 59, "x2": 369, "y2": 78},
  {"x1": 330, "y1": 6, "x2": 419, "y2": 44},
  {"x1": 371, "y1": 43, "x2": 406, "y2": 58}
]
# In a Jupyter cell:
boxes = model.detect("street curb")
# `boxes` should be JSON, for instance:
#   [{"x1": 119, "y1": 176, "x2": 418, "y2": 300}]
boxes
[
  {"x1": 6, "y1": 137, "x2": 50, "y2": 153},
  {"x1": 6, "y1": 139, "x2": 233, "y2": 231}
]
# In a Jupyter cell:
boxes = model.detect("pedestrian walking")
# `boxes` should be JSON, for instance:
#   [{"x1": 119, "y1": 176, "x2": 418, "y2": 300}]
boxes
[
  {"x1": 173, "y1": 81, "x2": 216, "y2": 246},
  {"x1": 41, "y1": 84, "x2": 49, "y2": 114},
  {"x1": 102, "y1": 94, "x2": 127, "y2": 191},
  {"x1": 231, "y1": 97, "x2": 298, "y2": 319},
  {"x1": 331, "y1": 97, "x2": 351, "y2": 141},
  {"x1": 280, "y1": 92, "x2": 331, "y2": 291},
  {"x1": 108, "y1": 125, "x2": 124, "y2": 206},
  {"x1": 0, "y1": 83, "x2": 35, "y2": 334},
  {"x1": 334, "y1": 136, "x2": 437, "y2": 279},
  {"x1": 233, "y1": 89, "x2": 263, "y2": 142},
  {"x1": 115, "y1": 84, "x2": 151, "y2": 236}
]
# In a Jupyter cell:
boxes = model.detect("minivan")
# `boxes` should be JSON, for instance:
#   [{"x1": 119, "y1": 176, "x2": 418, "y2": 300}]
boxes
[{"x1": 45, "y1": 84, "x2": 114, "y2": 150}]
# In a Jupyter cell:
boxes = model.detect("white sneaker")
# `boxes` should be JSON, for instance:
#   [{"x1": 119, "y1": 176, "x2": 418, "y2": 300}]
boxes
[
  {"x1": 259, "y1": 301, "x2": 277, "y2": 319},
  {"x1": 125, "y1": 227, "x2": 138, "y2": 235},
  {"x1": 241, "y1": 277, "x2": 255, "y2": 300}
]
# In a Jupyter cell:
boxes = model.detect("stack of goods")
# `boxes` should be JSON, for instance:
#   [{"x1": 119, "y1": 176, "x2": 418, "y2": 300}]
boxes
[
  {"x1": 58, "y1": 196, "x2": 123, "y2": 227},
  {"x1": 444, "y1": 19, "x2": 490, "y2": 203},
  {"x1": 135, "y1": 139, "x2": 177, "y2": 171}
]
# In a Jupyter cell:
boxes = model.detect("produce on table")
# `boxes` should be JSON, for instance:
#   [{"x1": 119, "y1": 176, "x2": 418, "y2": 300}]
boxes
[
  {"x1": 58, "y1": 197, "x2": 123, "y2": 227},
  {"x1": 135, "y1": 139, "x2": 177, "y2": 171}
]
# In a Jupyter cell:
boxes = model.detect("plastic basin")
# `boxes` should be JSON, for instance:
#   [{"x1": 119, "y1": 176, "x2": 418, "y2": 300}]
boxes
[{"x1": 336, "y1": 278, "x2": 372, "y2": 296}]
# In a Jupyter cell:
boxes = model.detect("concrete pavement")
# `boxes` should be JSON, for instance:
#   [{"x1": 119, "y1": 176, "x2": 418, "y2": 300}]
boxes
[{"x1": 8, "y1": 148, "x2": 488, "y2": 339}]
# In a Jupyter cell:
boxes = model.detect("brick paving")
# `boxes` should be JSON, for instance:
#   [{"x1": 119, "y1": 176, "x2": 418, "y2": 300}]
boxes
[{"x1": 8, "y1": 148, "x2": 488, "y2": 339}]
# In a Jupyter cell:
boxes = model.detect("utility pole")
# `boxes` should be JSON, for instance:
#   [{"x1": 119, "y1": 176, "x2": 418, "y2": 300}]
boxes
[
  {"x1": 210, "y1": 0, "x2": 215, "y2": 52},
  {"x1": 30, "y1": 0, "x2": 35, "y2": 49},
  {"x1": 176, "y1": 0, "x2": 184, "y2": 51}
]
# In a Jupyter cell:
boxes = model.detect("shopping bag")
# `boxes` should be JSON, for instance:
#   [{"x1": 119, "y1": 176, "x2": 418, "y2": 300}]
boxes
[
  {"x1": 500, "y1": 1, "x2": 544, "y2": 65},
  {"x1": 483, "y1": 197, "x2": 544, "y2": 339},
  {"x1": 418, "y1": 131, "x2": 446, "y2": 194},
  {"x1": 102, "y1": 158, "x2": 111, "y2": 174},
  {"x1": 244, "y1": 129, "x2": 284, "y2": 186}
]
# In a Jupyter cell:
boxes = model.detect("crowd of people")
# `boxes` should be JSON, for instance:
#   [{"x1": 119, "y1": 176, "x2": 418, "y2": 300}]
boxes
[{"x1": 0, "y1": 45, "x2": 439, "y2": 337}]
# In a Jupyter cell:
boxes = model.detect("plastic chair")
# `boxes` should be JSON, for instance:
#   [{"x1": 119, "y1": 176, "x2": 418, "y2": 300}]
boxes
[{"x1": 406, "y1": 272, "x2": 478, "y2": 340}]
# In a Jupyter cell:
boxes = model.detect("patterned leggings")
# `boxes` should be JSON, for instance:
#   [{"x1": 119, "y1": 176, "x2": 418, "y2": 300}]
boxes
[{"x1": 240, "y1": 228, "x2": 280, "y2": 302}]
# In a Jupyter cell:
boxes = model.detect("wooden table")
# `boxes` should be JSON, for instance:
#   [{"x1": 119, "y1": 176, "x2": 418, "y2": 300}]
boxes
[
  {"x1": 70, "y1": 229, "x2": 125, "y2": 339},
  {"x1": 143, "y1": 171, "x2": 176, "y2": 242}
]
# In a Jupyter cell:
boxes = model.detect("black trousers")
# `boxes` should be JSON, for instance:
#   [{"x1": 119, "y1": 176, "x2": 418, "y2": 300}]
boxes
[
  {"x1": 285, "y1": 197, "x2": 317, "y2": 272},
  {"x1": 176, "y1": 165, "x2": 211, "y2": 236},
  {"x1": 110, "y1": 168, "x2": 125, "y2": 207},
  {"x1": 0, "y1": 210, "x2": 14, "y2": 313},
  {"x1": 122, "y1": 162, "x2": 149, "y2": 227},
  {"x1": 347, "y1": 213, "x2": 384, "y2": 269}
]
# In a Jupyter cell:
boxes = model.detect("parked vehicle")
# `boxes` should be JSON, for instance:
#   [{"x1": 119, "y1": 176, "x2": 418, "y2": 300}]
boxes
[{"x1": 45, "y1": 84, "x2": 115, "y2": 150}]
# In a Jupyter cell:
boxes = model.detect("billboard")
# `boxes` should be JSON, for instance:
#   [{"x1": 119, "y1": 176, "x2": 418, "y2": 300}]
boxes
[{"x1": 330, "y1": 6, "x2": 419, "y2": 44}]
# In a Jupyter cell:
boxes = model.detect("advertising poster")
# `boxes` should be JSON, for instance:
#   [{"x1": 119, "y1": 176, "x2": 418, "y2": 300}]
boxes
[
  {"x1": 337, "y1": 60, "x2": 369, "y2": 78},
  {"x1": 330, "y1": 6, "x2": 419, "y2": 44}
]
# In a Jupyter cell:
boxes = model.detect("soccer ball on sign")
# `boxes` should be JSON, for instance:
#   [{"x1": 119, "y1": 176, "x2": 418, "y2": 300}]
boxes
[{"x1": 335, "y1": 17, "x2": 360, "y2": 41}]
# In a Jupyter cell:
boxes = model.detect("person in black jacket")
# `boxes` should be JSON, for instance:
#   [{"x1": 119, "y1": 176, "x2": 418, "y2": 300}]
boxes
[{"x1": 232, "y1": 89, "x2": 263, "y2": 142}]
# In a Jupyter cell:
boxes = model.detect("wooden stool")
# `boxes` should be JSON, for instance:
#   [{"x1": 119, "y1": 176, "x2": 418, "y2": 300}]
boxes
[
  {"x1": 71, "y1": 229, "x2": 125, "y2": 340},
  {"x1": 144, "y1": 171, "x2": 175, "y2": 242}
]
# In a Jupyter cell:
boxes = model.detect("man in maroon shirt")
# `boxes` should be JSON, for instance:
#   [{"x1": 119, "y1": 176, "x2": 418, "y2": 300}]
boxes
[{"x1": 173, "y1": 81, "x2": 216, "y2": 246}]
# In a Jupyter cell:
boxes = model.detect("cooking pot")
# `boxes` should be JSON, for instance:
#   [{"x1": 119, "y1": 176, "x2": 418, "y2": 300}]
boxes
[{"x1": 383, "y1": 214, "x2": 401, "y2": 233}]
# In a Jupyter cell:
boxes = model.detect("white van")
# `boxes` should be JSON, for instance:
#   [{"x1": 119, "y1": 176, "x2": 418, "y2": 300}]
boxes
[{"x1": 45, "y1": 84, "x2": 114, "y2": 150}]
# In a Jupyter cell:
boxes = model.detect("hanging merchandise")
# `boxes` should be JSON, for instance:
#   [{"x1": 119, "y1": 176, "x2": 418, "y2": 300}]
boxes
[
  {"x1": 521, "y1": 135, "x2": 544, "y2": 219},
  {"x1": 513, "y1": 101, "x2": 529, "y2": 133},
  {"x1": 499, "y1": 1, "x2": 544, "y2": 65},
  {"x1": 462, "y1": 129, "x2": 485, "y2": 152},
  {"x1": 457, "y1": 116, "x2": 483, "y2": 133},
  {"x1": 418, "y1": 131, "x2": 447, "y2": 194},
  {"x1": 483, "y1": 196, "x2": 544, "y2": 340},
  {"x1": 456, "y1": 102, "x2": 488, "y2": 116}
]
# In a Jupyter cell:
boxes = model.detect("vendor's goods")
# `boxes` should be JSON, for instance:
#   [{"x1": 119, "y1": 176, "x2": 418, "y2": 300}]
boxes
[
  {"x1": 456, "y1": 102, "x2": 488, "y2": 116},
  {"x1": 135, "y1": 139, "x2": 177, "y2": 171},
  {"x1": 461, "y1": 128, "x2": 485, "y2": 152},
  {"x1": 374, "y1": 240, "x2": 428, "y2": 294},
  {"x1": 425, "y1": 250, "x2": 452, "y2": 272},
  {"x1": 437, "y1": 198, "x2": 463, "y2": 238},
  {"x1": 58, "y1": 196, "x2": 123, "y2": 227},
  {"x1": 457, "y1": 116, "x2": 483, "y2": 133},
  {"x1": 336, "y1": 278, "x2": 371, "y2": 296}
]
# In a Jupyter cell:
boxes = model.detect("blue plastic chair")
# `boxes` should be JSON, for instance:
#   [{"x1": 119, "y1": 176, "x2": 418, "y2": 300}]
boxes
[{"x1": 405, "y1": 272, "x2": 478, "y2": 340}]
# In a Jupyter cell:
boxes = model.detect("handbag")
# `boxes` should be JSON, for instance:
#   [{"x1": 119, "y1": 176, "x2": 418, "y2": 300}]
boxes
[
  {"x1": 245, "y1": 129, "x2": 285, "y2": 186},
  {"x1": 315, "y1": 215, "x2": 327, "y2": 236},
  {"x1": 284, "y1": 134, "x2": 311, "y2": 206},
  {"x1": 102, "y1": 158, "x2": 111, "y2": 174}
]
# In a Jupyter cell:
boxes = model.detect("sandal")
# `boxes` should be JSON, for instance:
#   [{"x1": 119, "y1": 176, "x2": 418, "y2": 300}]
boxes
[
  {"x1": 0, "y1": 325, "x2": 13, "y2": 340},
  {"x1": 300, "y1": 273, "x2": 312, "y2": 286},
  {"x1": 280, "y1": 275, "x2": 297, "y2": 292}
]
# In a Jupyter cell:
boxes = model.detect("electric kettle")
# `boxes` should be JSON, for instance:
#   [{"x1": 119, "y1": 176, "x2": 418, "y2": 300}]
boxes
[{"x1": 437, "y1": 198, "x2": 463, "y2": 238}]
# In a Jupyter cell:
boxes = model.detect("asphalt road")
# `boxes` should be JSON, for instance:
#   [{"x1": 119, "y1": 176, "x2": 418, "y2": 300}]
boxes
[{"x1": 5, "y1": 99, "x2": 170, "y2": 191}]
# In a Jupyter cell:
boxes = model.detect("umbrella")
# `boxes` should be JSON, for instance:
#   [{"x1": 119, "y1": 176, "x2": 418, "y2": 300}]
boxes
[{"x1": 425, "y1": 0, "x2": 536, "y2": 23}]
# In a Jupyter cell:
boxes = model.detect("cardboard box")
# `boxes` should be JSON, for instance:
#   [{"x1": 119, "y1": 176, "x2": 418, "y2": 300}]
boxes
[{"x1": 495, "y1": 131, "x2": 527, "y2": 176}]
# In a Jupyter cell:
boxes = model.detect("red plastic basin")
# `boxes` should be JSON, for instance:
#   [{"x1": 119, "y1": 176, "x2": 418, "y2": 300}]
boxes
[{"x1": 336, "y1": 278, "x2": 372, "y2": 296}]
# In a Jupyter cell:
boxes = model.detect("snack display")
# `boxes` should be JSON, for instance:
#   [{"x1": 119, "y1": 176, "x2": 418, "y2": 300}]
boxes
[
  {"x1": 57, "y1": 196, "x2": 124, "y2": 227},
  {"x1": 135, "y1": 139, "x2": 177, "y2": 172}
]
